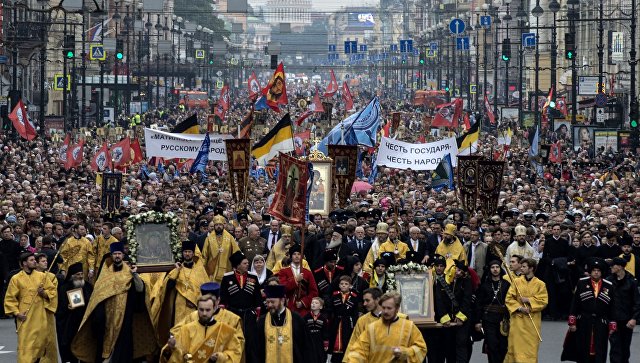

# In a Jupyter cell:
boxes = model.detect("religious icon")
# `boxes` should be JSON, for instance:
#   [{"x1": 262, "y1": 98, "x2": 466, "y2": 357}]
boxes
[
  {"x1": 66, "y1": 288, "x2": 85, "y2": 309},
  {"x1": 335, "y1": 156, "x2": 349, "y2": 176},
  {"x1": 232, "y1": 150, "x2": 246, "y2": 170},
  {"x1": 283, "y1": 165, "x2": 300, "y2": 218}
]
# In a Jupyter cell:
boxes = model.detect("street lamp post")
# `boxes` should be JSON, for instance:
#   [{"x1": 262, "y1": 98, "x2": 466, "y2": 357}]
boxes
[
  {"x1": 503, "y1": 0, "x2": 512, "y2": 109},
  {"x1": 155, "y1": 14, "x2": 162, "y2": 109},
  {"x1": 113, "y1": 2, "x2": 121, "y2": 119},
  {"x1": 516, "y1": 5, "x2": 527, "y2": 124},
  {"x1": 492, "y1": 3, "x2": 501, "y2": 118},
  {"x1": 124, "y1": 3, "x2": 132, "y2": 115},
  {"x1": 568, "y1": 0, "x2": 579, "y2": 125},
  {"x1": 532, "y1": 1, "x2": 544, "y2": 127},
  {"x1": 482, "y1": 3, "x2": 489, "y2": 105},
  {"x1": 163, "y1": 16, "x2": 169, "y2": 107},
  {"x1": 549, "y1": 0, "x2": 560, "y2": 107},
  {"x1": 145, "y1": 14, "x2": 152, "y2": 110}
]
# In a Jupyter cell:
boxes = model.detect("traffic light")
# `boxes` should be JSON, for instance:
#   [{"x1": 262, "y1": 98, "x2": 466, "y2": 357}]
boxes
[
  {"x1": 208, "y1": 53, "x2": 214, "y2": 65},
  {"x1": 501, "y1": 38, "x2": 511, "y2": 62},
  {"x1": 565, "y1": 33, "x2": 576, "y2": 60},
  {"x1": 63, "y1": 35, "x2": 75, "y2": 59},
  {"x1": 115, "y1": 39, "x2": 124, "y2": 60},
  {"x1": 630, "y1": 101, "x2": 639, "y2": 129},
  {"x1": 419, "y1": 51, "x2": 425, "y2": 65}
]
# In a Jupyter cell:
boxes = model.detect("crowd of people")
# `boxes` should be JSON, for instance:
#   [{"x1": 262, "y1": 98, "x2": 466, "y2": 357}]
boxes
[{"x1": 0, "y1": 78, "x2": 640, "y2": 363}]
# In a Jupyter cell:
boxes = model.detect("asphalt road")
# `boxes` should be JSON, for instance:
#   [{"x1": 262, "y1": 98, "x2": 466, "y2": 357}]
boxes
[{"x1": 0, "y1": 319, "x2": 638, "y2": 362}]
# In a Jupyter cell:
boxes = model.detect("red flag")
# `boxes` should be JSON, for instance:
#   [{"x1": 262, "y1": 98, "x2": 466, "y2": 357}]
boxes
[
  {"x1": 432, "y1": 99, "x2": 462, "y2": 128},
  {"x1": 262, "y1": 62, "x2": 288, "y2": 112},
  {"x1": 247, "y1": 72, "x2": 261, "y2": 100},
  {"x1": 65, "y1": 139, "x2": 84, "y2": 170},
  {"x1": 463, "y1": 112, "x2": 471, "y2": 130},
  {"x1": 59, "y1": 133, "x2": 71, "y2": 164},
  {"x1": 9, "y1": 99, "x2": 37, "y2": 141},
  {"x1": 558, "y1": 97, "x2": 568, "y2": 117},
  {"x1": 130, "y1": 138, "x2": 144, "y2": 164},
  {"x1": 342, "y1": 81, "x2": 354, "y2": 111},
  {"x1": 294, "y1": 130, "x2": 311, "y2": 156},
  {"x1": 323, "y1": 70, "x2": 338, "y2": 98},
  {"x1": 110, "y1": 138, "x2": 131, "y2": 169},
  {"x1": 239, "y1": 106, "x2": 255, "y2": 138},
  {"x1": 91, "y1": 142, "x2": 112, "y2": 172},
  {"x1": 311, "y1": 89, "x2": 324, "y2": 113},
  {"x1": 484, "y1": 95, "x2": 496, "y2": 125},
  {"x1": 382, "y1": 121, "x2": 391, "y2": 137},
  {"x1": 549, "y1": 141, "x2": 562, "y2": 163},
  {"x1": 418, "y1": 134, "x2": 426, "y2": 143},
  {"x1": 219, "y1": 85, "x2": 230, "y2": 110},
  {"x1": 295, "y1": 110, "x2": 314, "y2": 126}
]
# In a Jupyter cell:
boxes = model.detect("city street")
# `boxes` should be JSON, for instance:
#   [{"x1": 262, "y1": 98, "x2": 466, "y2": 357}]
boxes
[{"x1": 0, "y1": 318, "x2": 637, "y2": 362}]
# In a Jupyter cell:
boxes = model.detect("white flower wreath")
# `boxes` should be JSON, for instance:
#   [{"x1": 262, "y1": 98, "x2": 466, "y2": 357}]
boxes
[{"x1": 125, "y1": 211, "x2": 181, "y2": 264}]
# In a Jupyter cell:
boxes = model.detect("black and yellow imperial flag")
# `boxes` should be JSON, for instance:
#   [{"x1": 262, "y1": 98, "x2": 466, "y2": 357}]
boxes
[{"x1": 172, "y1": 113, "x2": 200, "y2": 134}]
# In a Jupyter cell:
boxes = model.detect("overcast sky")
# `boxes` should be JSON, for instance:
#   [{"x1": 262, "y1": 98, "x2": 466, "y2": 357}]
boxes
[{"x1": 249, "y1": 0, "x2": 380, "y2": 11}]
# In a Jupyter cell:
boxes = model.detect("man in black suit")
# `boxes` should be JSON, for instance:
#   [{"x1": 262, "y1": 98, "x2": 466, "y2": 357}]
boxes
[
  {"x1": 425, "y1": 222, "x2": 443, "y2": 262},
  {"x1": 405, "y1": 226, "x2": 428, "y2": 264},
  {"x1": 261, "y1": 219, "x2": 281, "y2": 254},
  {"x1": 347, "y1": 226, "x2": 371, "y2": 260}
]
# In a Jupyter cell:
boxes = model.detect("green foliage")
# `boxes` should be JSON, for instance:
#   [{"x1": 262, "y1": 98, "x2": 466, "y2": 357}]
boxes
[{"x1": 174, "y1": 0, "x2": 229, "y2": 40}]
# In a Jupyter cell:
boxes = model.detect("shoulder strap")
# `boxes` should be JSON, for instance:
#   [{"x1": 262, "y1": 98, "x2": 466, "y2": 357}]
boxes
[{"x1": 436, "y1": 274, "x2": 458, "y2": 308}]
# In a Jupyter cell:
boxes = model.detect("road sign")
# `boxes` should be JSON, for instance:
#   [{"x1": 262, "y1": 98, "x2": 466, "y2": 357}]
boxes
[
  {"x1": 426, "y1": 50, "x2": 437, "y2": 58},
  {"x1": 413, "y1": 48, "x2": 420, "y2": 56},
  {"x1": 429, "y1": 42, "x2": 438, "y2": 50},
  {"x1": 578, "y1": 76, "x2": 600, "y2": 95},
  {"x1": 359, "y1": 44, "x2": 368, "y2": 52},
  {"x1": 456, "y1": 37, "x2": 470, "y2": 50},
  {"x1": 595, "y1": 93, "x2": 608, "y2": 107},
  {"x1": 216, "y1": 80, "x2": 224, "y2": 89},
  {"x1": 53, "y1": 74, "x2": 71, "y2": 91},
  {"x1": 195, "y1": 49, "x2": 205, "y2": 59},
  {"x1": 480, "y1": 16, "x2": 492, "y2": 28},
  {"x1": 89, "y1": 44, "x2": 106, "y2": 61},
  {"x1": 344, "y1": 41, "x2": 358, "y2": 54},
  {"x1": 0, "y1": 55, "x2": 8, "y2": 64},
  {"x1": 399, "y1": 39, "x2": 414, "y2": 53},
  {"x1": 470, "y1": 84, "x2": 477, "y2": 94},
  {"x1": 441, "y1": 80, "x2": 448, "y2": 89},
  {"x1": 595, "y1": 108, "x2": 606, "y2": 123},
  {"x1": 328, "y1": 44, "x2": 336, "y2": 52},
  {"x1": 390, "y1": 44, "x2": 399, "y2": 52},
  {"x1": 522, "y1": 33, "x2": 536, "y2": 48},
  {"x1": 449, "y1": 18, "x2": 466, "y2": 34}
]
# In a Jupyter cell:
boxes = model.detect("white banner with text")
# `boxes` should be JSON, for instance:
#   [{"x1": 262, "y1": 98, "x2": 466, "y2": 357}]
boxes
[
  {"x1": 144, "y1": 128, "x2": 232, "y2": 161},
  {"x1": 376, "y1": 136, "x2": 458, "y2": 170}
]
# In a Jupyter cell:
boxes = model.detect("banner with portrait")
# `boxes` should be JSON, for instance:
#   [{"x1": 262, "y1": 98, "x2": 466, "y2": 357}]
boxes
[
  {"x1": 477, "y1": 160, "x2": 505, "y2": 217},
  {"x1": 100, "y1": 172, "x2": 123, "y2": 212},
  {"x1": 268, "y1": 153, "x2": 310, "y2": 226},
  {"x1": 456, "y1": 155, "x2": 481, "y2": 215},
  {"x1": 225, "y1": 138, "x2": 251, "y2": 205},
  {"x1": 328, "y1": 145, "x2": 358, "y2": 208}
]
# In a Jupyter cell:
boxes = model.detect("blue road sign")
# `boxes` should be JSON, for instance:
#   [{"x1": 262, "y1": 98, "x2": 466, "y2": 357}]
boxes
[
  {"x1": 0, "y1": 55, "x2": 8, "y2": 64},
  {"x1": 595, "y1": 93, "x2": 607, "y2": 107},
  {"x1": 413, "y1": 48, "x2": 420, "y2": 56},
  {"x1": 328, "y1": 45, "x2": 336, "y2": 52},
  {"x1": 429, "y1": 42, "x2": 438, "y2": 50},
  {"x1": 359, "y1": 44, "x2": 368, "y2": 52},
  {"x1": 390, "y1": 44, "x2": 399, "y2": 52},
  {"x1": 344, "y1": 41, "x2": 358, "y2": 54},
  {"x1": 399, "y1": 39, "x2": 414, "y2": 53},
  {"x1": 456, "y1": 37, "x2": 470, "y2": 50},
  {"x1": 441, "y1": 80, "x2": 448, "y2": 89},
  {"x1": 449, "y1": 18, "x2": 466, "y2": 34},
  {"x1": 522, "y1": 32, "x2": 536, "y2": 48},
  {"x1": 480, "y1": 16, "x2": 492, "y2": 28}
]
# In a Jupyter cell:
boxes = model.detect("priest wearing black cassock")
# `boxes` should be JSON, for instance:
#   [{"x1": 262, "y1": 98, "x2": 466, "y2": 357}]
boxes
[
  {"x1": 564, "y1": 258, "x2": 616, "y2": 363},
  {"x1": 257, "y1": 284, "x2": 318, "y2": 363},
  {"x1": 56, "y1": 262, "x2": 93, "y2": 363}
]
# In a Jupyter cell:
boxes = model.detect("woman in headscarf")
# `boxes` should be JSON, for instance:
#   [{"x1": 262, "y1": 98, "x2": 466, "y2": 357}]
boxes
[{"x1": 250, "y1": 254, "x2": 273, "y2": 297}]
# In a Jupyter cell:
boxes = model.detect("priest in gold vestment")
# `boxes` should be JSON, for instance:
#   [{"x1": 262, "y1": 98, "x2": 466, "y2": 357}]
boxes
[
  {"x1": 35, "y1": 253, "x2": 59, "y2": 363},
  {"x1": 151, "y1": 240, "x2": 209, "y2": 344},
  {"x1": 160, "y1": 295, "x2": 243, "y2": 363},
  {"x1": 505, "y1": 258, "x2": 548, "y2": 363},
  {"x1": 170, "y1": 283, "x2": 245, "y2": 350},
  {"x1": 257, "y1": 284, "x2": 317, "y2": 363},
  {"x1": 4, "y1": 253, "x2": 57, "y2": 363},
  {"x1": 345, "y1": 292, "x2": 426, "y2": 363},
  {"x1": 57, "y1": 223, "x2": 92, "y2": 280},
  {"x1": 72, "y1": 242, "x2": 157, "y2": 362},
  {"x1": 87, "y1": 222, "x2": 119, "y2": 282},
  {"x1": 203, "y1": 215, "x2": 240, "y2": 283}
]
